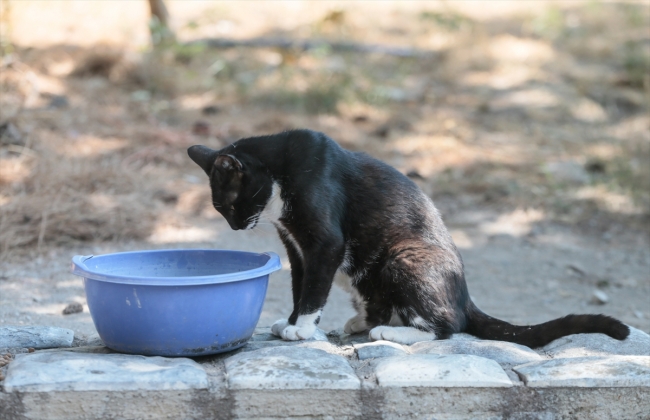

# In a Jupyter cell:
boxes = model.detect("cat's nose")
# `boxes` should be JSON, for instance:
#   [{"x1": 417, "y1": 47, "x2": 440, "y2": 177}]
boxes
[{"x1": 226, "y1": 220, "x2": 240, "y2": 230}]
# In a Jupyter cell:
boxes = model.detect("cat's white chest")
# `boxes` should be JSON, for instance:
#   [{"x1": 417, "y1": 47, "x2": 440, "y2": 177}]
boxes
[
  {"x1": 259, "y1": 182, "x2": 284, "y2": 224},
  {"x1": 259, "y1": 182, "x2": 305, "y2": 261}
]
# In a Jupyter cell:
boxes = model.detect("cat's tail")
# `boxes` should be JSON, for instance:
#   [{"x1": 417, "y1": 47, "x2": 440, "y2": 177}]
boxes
[{"x1": 463, "y1": 302, "x2": 630, "y2": 348}]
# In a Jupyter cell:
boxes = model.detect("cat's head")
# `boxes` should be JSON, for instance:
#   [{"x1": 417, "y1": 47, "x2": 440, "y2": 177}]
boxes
[{"x1": 187, "y1": 145, "x2": 273, "y2": 230}]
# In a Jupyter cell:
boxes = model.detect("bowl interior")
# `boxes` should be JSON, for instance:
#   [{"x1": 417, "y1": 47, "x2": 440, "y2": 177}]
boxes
[{"x1": 82, "y1": 249, "x2": 273, "y2": 279}]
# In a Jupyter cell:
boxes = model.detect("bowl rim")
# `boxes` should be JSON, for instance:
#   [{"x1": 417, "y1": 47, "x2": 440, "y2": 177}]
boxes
[{"x1": 71, "y1": 248, "x2": 282, "y2": 286}]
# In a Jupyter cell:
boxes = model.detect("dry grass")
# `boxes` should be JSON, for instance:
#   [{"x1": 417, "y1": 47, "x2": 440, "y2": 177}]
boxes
[
  {"x1": 0, "y1": 151, "x2": 157, "y2": 257},
  {"x1": 0, "y1": 1, "x2": 648, "y2": 259},
  {"x1": 0, "y1": 49, "x2": 183, "y2": 258}
]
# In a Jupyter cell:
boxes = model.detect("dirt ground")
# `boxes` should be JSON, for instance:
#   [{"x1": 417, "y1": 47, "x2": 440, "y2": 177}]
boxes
[{"x1": 1, "y1": 1, "x2": 648, "y2": 339}]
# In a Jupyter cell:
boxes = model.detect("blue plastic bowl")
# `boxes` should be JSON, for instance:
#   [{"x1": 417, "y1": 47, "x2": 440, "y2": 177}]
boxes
[{"x1": 71, "y1": 249, "x2": 281, "y2": 357}]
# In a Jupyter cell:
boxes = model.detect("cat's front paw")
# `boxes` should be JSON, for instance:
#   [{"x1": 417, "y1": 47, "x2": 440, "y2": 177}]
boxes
[
  {"x1": 344, "y1": 314, "x2": 369, "y2": 334},
  {"x1": 279, "y1": 324, "x2": 317, "y2": 340},
  {"x1": 270, "y1": 316, "x2": 318, "y2": 341},
  {"x1": 271, "y1": 318, "x2": 289, "y2": 337}
]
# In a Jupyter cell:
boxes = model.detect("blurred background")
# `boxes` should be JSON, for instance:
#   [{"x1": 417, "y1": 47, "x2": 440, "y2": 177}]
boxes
[{"x1": 0, "y1": 1, "x2": 648, "y2": 338}]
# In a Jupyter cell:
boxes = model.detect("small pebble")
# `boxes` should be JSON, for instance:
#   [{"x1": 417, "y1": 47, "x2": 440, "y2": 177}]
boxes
[
  {"x1": 0, "y1": 122, "x2": 23, "y2": 145},
  {"x1": 48, "y1": 95, "x2": 69, "y2": 109},
  {"x1": 592, "y1": 290, "x2": 609, "y2": 305},
  {"x1": 153, "y1": 189, "x2": 178, "y2": 204},
  {"x1": 63, "y1": 302, "x2": 83, "y2": 315},
  {"x1": 373, "y1": 125, "x2": 390, "y2": 138},
  {"x1": 566, "y1": 264, "x2": 586, "y2": 277},
  {"x1": 201, "y1": 105, "x2": 220, "y2": 115},
  {"x1": 0, "y1": 353, "x2": 12, "y2": 367},
  {"x1": 634, "y1": 311, "x2": 644, "y2": 319},
  {"x1": 406, "y1": 170, "x2": 425, "y2": 180}
]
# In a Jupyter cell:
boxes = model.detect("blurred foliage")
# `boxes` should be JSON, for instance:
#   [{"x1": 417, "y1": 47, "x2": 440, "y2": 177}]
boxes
[
  {"x1": 623, "y1": 41, "x2": 650, "y2": 89},
  {"x1": 530, "y1": 6, "x2": 566, "y2": 40},
  {"x1": 611, "y1": 142, "x2": 650, "y2": 213},
  {"x1": 149, "y1": 16, "x2": 175, "y2": 48},
  {"x1": 255, "y1": 81, "x2": 349, "y2": 115},
  {"x1": 0, "y1": 0, "x2": 14, "y2": 56},
  {"x1": 419, "y1": 10, "x2": 473, "y2": 32},
  {"x1": 173, "y1": 42, "x2": 207, "y2": 64}
]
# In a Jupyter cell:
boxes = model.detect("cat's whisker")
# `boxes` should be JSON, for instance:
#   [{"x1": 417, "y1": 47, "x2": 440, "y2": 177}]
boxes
[{"x1": 252, "y1": 187, "x2": 263, "y2": 198}]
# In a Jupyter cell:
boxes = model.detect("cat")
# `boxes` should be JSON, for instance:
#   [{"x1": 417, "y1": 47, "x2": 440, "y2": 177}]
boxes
[{"x1": 188, "y1": 129, "x2": 630, "y2": 347}]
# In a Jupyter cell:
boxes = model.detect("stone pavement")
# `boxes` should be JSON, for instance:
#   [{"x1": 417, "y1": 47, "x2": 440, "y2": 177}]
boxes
[{"x1": 1, "y1": 325, "x2": 649, "y2": 419}]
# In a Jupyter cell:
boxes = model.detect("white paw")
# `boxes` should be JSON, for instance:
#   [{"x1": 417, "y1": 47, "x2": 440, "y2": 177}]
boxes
[
  {"x1": 344, "y1": 314, "x2": 369, "y2": 334},
  {"x1": 280, "y1": 323, "x2": 317, "y2": 340},
  {"x1": 271, "y1": 318, "x2": 289, "y2": 337},
  {"x1": 271, "y1": 312, "x2": 321, "y2": 341},
  {"x1": 369, "y1": 326, "x2": 436, "y2": 345}
]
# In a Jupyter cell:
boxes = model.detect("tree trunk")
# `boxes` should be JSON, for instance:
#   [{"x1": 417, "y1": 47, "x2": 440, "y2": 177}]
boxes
[
  {"x1": 147, "y1": 0, "x2": 175, "y2": 46},
  {"x1": 148, "y1": 0, "x2": 170, "y2": 27}
]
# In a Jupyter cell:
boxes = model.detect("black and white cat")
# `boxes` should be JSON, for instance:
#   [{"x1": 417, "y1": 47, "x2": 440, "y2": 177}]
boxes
[{"x1": 188, "y1": 129, "x2": 629, "y2": 346}]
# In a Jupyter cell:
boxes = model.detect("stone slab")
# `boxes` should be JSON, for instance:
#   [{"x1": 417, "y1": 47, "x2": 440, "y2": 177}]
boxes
[
  {"x1": 40, "y1": 345, "x2": 114, "y2": 354},
  {"x1": 298, "y1": 340, "x2": 354, "y2": 358},
  {"x1": 354, "y1": 340, "x2": 408, "y2": 360},
  {"x1": 377, "y1": 386, "x2": 650, "y2": 420},
  {"x1": 514, "y1": 355, "x2": 650, "y2": 387},
  {"x1": 4, "y1": 385, "x2": 648, "y2": 420},
  {"x1": 543, "y1": 326, "x2": 650, "y2": 358},
  {"x1": 225, "y1": 346, "x2": 359, "y2": 390},
  {"x1": 240, "y1": 329, "x2": 338, "y2": 357},
  {"x1": 3, "y1": 351, "x2": 209, "y2": 392},
  {"x1": 0, "y1": 326, "x2": 73, "y2": 349},
  {"x1": 231, "y1": 389, "x2": 361, "y2": 419},
  {"x1": 375, "y1": 354, "x2": 513, "y2": 387},
  {"x1": 71, "y1": 331, "x2": 104, "y2": 348},
  {"x1": 451, "y1": 333, "x2": 483, "y2": 341},
  {"x1": 12, "y1": 390, "x2": 224, "y2": 420},
  {"x1": 410, "y1": 336, "x2": 543, "y2": 365}
]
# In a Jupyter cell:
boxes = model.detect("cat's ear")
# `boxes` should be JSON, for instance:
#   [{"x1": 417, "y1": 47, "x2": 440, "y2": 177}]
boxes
[
  {"x1": 187, "y1": 145, "x2": 218, "y2": 176},
  {"x1": 215, "y1": 155, "x2": 243, "y2": 173}
]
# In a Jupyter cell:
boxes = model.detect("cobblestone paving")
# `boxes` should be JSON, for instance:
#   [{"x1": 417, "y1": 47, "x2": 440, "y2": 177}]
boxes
[{"x1": 1, "y1": 325, "x2": 649, "y2": 419}]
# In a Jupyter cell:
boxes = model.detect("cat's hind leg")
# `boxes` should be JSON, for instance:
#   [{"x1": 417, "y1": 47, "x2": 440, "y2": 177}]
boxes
[
  {"x1": 343, "y1": 284, "x2": 440, "y2": 343},
  {"x1": 343, "y1": 287, "x2": 370, "y2": 334},
  {"x1": 370, "y1": 307, "x2": 439, "y2": 344},
  {"x1": 365, "y1": 244, "x2": 462, "y2": 345},
  {"x1": 344, "y1": 314, "x2": 368, "y2": 334},
  {"x1": 366, "y1": 305, "x2": 441, "y2": 344},
  {"x1": 369, "y1": 308, "x2": 438, "y2": 345}
]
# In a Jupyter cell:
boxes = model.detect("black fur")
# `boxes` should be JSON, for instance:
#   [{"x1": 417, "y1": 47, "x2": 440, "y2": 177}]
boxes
[{"x1": 188, "y1": 129, "x2": 630, "y2": 348}]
